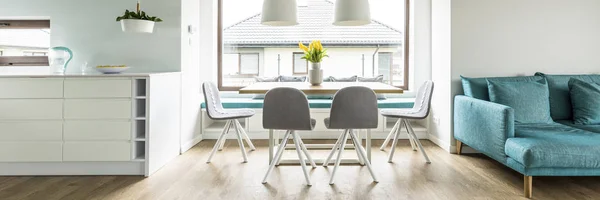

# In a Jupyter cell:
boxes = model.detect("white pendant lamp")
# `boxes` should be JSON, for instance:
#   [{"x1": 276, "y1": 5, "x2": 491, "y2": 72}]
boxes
[
  {"x1": 333, "y1": 0, "x2": 371, "y2": 26},
  {"x1": 261, "y1": 0, "x2": 299, "y2": 26}
]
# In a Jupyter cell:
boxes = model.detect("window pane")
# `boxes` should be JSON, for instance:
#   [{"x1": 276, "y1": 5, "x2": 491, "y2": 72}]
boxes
[
  {"x1": 0, "y1": 20, "x2": 50, "y2": 66},
  {"x1": 240, "y1": 54, "x2": 259, "y2": 75},
  {"x1": 221, "y1": 0, "x2": 406, "y2": 89},
  {"x1": 378, "y1": 53, "x2": 392, "y2": 84},
  {"x1": 293, "y1": 53, "x2": 307, "y2": 74},
  {"x1": 222, "y1": 53, "x2": 240, "y2": 75}
]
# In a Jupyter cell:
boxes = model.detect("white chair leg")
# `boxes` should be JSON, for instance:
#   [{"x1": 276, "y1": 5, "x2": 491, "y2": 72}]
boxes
[
  {"x1": 233, "y1": 121, "x2": 248, "y2": 163},
  {"x1": 388, "y1": 121, "x2": 402, "y2": 163},
  {"x1": 298, "y1": 137, "x2": 317, "y2": 168},
  {"x1": 352, "y1": 130, "x2": 365, "y2": 166},
  {"x1": 275, "y1": 130, "x2": 291, "y2": 166},
  {"x1": 207, "y1": 120, "x2": 231, "y2": 163},
  {"x1": 262, "y1": 131, "x2": 291, "y2": 184},
  {"x1": 235, "y1": 119, "x2": 256, "y2": 151},
  {"x1": 323, "y1": 130, "x2": 345, "y2": 167},
  {"x1": 350, "y1": 131, "x2": 378, "y2": 183},
  {"x1": 218, "y1": 120, "x2": 232, "y2": 151},
  {"x1": 406, "y1": 121, "x2": 431, "y2": 163},
  {"x1": 402, "y1": 119, "x2": 417, "y2": 151},
  {"x1": 329, "y1": 131, "x2": 349, "y2": 185},
  {"x1": 291, "y1": 131, "x2": 312, "y2": 186},
  {"x1": 380, "y1": 119, "x2": 400, "y2": 151}
]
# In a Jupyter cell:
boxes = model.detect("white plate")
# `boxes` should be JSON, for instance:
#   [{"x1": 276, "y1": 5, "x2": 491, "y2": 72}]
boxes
[{"x1": 95, "y1": 67, "x2": 130, "y2": 74}]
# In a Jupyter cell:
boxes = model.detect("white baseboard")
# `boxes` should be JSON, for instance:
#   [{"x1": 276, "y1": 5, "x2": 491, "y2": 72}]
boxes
[
  {"x1": 427, "y1": 134, "x2": 452, "y2": 153},
  {"x1": 0, "y1": 162, "x2": 144, "y2": 176},
  {"x1": 201, "y1": 130, "x2": 428, "y2": 140},
  {"x1": 181, "y1": 135, "x2": 203, "y2": 153}
]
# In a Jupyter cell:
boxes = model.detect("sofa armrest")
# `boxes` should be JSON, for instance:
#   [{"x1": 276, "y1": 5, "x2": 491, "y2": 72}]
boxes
[{"x1": 454, "y1": 95, "x2": 515, "y2": 162}]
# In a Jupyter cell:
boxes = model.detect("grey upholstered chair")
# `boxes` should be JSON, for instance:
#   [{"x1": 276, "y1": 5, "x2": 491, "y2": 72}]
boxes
[
  {"x1": 380, "y1": 81, "x2": 434, "y2": 163},
  {"x1": 261, "y1": 87, "x2": 317, "y2": 186},
  {"x1": 322, "y1": 86, "x2": 379, "y2": 185},
  {"x1": 203, "y1": 82, "x2": 256, "y2": 163}
]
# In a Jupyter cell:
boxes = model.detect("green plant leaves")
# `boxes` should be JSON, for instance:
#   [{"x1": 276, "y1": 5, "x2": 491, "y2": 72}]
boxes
[{"x1": 116, "y1": 9, "x2": 163, "y2": 22}]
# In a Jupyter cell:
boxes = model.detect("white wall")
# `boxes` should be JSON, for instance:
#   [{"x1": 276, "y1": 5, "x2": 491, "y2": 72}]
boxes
[
  {"x1": 180, "y1": 0, "x2": 203, "y2": 152},
  {"x1": 0, "y1": 0, "x2": 182, "y2": 73},
  {"x1": 429, "y1": 0, "x2": 453, "y2": 151},
  {"x1": 429, "y1": 0, "x2": 600, "y2": 152}
]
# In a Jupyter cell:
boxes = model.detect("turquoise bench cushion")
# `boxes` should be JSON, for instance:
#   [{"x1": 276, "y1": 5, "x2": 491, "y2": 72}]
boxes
[
  {"x1": 201, "y1": 98, "x2": 414, "y2": 109},
  {"x1": 505, "y1": 123, "x2": 600, "y2": 169},
  {"x1": 535, "y1": 73, "x2": 600, "y2": 120},
  {"x1": 461, "y1": 75, "x2": 543, "y2": 101}
]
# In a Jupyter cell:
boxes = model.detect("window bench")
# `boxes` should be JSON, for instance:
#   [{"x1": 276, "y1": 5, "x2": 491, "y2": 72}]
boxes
[{"x1": 200, "y1": 98, "x2": 426, "y2": 140}]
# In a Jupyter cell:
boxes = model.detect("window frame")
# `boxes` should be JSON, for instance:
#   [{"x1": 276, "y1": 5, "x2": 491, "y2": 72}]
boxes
[
  {"x1": 0, "y1": 20, "x2": 51, "y2": 67},
  {"x1": 292, "y1": 52, "x2": 308, "y2": 75},
  {"x1": 236, "y1": 53, "x2": 260, "y2": 75},
  {"x1": 217, "y1": 0, "x2": 411, "y2": 91}
]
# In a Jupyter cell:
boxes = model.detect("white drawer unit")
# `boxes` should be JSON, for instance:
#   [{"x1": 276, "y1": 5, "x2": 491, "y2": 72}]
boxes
[
  {"x1": 0, "y1": 142, "x2": 63, "y2": 162},
  {"x1": 0, "y1": 73, "x2": 181, "y2": 176},
  {"x1": 0, "y1": 121, "x2": 63, "y2": 141},
  {"x1": 0, "y1": 99, "x2": 63, "y2": 120},
  {"x1": 0, "y1": 78, "x2": 63, "y2": 99},
  {"x1": 63, "y1": 142, "x2": 131, "y2": 161},
  {"x1": 64, "y1": 121, "x2": 132, "y2": 141},
  {"x1": 64, "y1": 78, "x2": 132, "y2": 98},
  {"x1": 64, "y1": 99, "x2": 132, "y2": 119}
]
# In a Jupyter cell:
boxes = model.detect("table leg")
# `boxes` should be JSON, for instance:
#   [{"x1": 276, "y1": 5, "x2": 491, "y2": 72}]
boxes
[
  {"x1": 367, "y1": 129, "x2": 372, "y2": 162},
  {"x1": 269, "y1": 129, "x2": 274, "y2": 164}
]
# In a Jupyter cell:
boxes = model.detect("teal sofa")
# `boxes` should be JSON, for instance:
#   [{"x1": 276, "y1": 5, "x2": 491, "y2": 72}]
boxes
[{"x1": 454, "y1": 73, "x2": 600, "y2": 198}]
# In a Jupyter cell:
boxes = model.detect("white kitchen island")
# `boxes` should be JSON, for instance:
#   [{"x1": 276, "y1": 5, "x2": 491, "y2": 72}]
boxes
[{"x1": 0, "y1": 72, "x2": 181, "y2": 176}]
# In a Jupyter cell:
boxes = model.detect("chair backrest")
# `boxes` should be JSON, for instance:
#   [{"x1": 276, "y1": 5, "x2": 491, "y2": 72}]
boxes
[
  {"x1": 262, "y1": 87, "x2": 313, "y2": 130},
  {"x1": 410, "y1": 81, "x2": 434, "y2": 119},
  {"x1": 202, "y1": 82, "x2": 225, "y2": 120},
  {"x1": 328, "y1": 86, "x2": 378, "y2": 129}
]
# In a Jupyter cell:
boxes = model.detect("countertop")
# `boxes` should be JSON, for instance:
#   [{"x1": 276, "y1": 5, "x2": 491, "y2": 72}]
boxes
[{"x1": 0, "y1": 71, "x2": 180, "y2": 78}]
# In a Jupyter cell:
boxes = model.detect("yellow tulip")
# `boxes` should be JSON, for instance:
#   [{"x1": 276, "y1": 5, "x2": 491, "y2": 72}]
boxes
[
  {"x1": 299, "y1": 42, "x2": 309, "y2": 52},
  {"x1": 309, "y1": 42, "x2": 313, "y2": 50}
]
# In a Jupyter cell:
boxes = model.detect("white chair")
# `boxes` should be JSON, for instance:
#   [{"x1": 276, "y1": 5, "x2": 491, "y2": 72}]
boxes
[
  {"x1": 323, "y1": 86, "x2": 379, "y2": 184},
  {"x1": 261, "y1": 87, "x2": 317, "y2": 186},
  {"x1": 203, "y1": 82, "x2": 256, "y2": 163},
  {"x1": 380, "y1": 81, "x2": 434, "y2": 163}
]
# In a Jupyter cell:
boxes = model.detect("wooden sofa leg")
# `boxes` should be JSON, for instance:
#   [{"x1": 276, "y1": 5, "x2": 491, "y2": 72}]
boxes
[
  {"x1": 524, "y1": 175, "x2": 533, "y2": 198},
  {"x1": 456, "y1": 140, "x2": 463, "y2": 155}
]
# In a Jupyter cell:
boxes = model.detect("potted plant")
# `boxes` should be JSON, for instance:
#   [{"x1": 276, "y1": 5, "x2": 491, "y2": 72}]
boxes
[
  {"x1": 299, "y1": 40, "x2": 328, "y2": 86},
  {"x1": 116, "y1": 2, "x2": 163, "y2": 33}
]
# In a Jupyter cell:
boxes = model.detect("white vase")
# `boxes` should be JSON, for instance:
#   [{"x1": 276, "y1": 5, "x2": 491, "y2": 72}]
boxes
[
  {"x1": 120, "y1": 19, "x2": 155, "y2": 33},
  {"x1": 309, "y1": 62, "x2": 323, "y2": 86}
]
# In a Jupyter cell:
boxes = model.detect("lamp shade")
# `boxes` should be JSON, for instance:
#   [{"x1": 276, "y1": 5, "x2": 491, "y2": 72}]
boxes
[
  {"x1": 261, "y1": 0, "x2": 298, "y2": 26},
  {"x1": 333, "y1": 0, "x2": 371, "y2": 26}
]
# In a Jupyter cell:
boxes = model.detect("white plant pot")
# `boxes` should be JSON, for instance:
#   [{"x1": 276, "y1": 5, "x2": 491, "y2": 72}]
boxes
[{"x1": 120, "y1": 19, "x2": 155, "y2": 33}]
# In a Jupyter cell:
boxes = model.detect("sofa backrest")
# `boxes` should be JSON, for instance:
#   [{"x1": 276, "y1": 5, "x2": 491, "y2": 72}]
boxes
[
  {"x1": 534, "y1": 73, "x2": 600, "y2": 120},
  {"x1": 460, "y1": 75, "x2": 543, "y2": 101}
]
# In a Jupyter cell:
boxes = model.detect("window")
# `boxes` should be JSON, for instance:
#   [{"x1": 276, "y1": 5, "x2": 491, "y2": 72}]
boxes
[
  {"x1": 219, "y1": 0, "x2": 410, "y2": 90},
  {"x1": 0, "y1": 20, "x2": 50, "y2": 66},
  {"x1": 293, "y1": 52, "x2": 308, "y2": 74}
]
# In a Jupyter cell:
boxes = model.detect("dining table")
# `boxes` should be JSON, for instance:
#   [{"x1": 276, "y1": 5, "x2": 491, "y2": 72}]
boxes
[{"x1": 239, "y1": 82, "x2": 404, "y2": 165}]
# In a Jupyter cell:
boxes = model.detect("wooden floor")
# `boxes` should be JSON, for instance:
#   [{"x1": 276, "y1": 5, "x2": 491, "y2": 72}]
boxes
[{"x1": 0, "y1": 140, "x2": 598, "y2": 200}]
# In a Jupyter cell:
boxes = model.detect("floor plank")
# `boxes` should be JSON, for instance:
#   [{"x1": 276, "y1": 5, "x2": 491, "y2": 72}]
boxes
[{"x1": 0, "y1": 140, "x2": 598, "y2": 200}]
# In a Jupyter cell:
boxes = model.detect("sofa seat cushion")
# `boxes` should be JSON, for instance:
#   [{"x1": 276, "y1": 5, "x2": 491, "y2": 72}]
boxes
[
  {"x1": 557, "y1": 120, "x2": 600, "y2": 133},
  {"x1": 505, "y1": 123, "x2": 600, "y2": 168}
]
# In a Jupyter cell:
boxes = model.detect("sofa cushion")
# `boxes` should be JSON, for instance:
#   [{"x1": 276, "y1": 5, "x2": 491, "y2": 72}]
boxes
[
  {"x1": 569, "y1": 78, "x2": 600, "y2": 125},
  {"x1": 535, "y1": 73, "x2": 600, "y2": 120},
  {"x1": 461, "y1": 75, "x2": 543, "y2": 101},
  {"x1": 487, "y1": 79, "x2": 553, "y2": 123},
  {"x1": 280, "y1": 76, "x2": 307, "y2": 82},
  {"x1": 557, "y1": 120, "x2": 600, "y2": 133},
  {"x1": 330, "y1": 75, "x2": 358, "y2": 82},
  {"x1": 505, "y1": 123, "x2": 600, "y2": 168}
]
